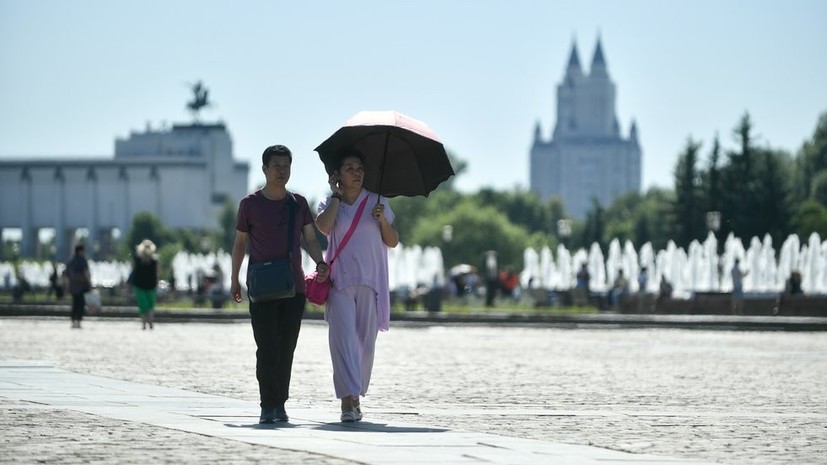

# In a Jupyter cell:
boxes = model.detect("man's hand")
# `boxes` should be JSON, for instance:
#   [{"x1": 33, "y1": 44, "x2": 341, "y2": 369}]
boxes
[
  {"x1": 315, "y1": 263, "x2": 330, "y2": 282},
  {"x1": 231, "y1": 280, "x2": 242, "y2": 303}
]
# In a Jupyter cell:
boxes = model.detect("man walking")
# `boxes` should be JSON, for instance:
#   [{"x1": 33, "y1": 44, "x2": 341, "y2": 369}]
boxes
[{"x1": 230, "y1": 145, "x2": 329, "y2": 423}]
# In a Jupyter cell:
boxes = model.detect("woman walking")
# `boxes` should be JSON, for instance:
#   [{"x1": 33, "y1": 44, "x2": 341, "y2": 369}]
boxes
[
  {"x1": 132, "y1": 239, "x2": 159, "y2": 330},
  {"x1": 315, "y1": 148, "x2": 399, "y2": 422}
]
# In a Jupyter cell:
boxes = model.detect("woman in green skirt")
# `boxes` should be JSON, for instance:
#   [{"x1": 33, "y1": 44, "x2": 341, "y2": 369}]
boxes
[{"x1": 132, "y1": 239, "x2": 160, "y2": 330}]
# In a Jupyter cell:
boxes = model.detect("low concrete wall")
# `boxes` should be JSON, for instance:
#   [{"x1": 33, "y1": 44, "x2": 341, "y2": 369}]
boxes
[{"x1": 619, "y1": 293, "x2": 827, "y2": 317}]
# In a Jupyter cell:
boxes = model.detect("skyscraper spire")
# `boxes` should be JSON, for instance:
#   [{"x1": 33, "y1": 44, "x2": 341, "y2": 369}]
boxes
[
  {"x1": 629, "y1": 119, "x2": 639, "y2": 146},
  {"x1": 565, "y1": 38, "x2": 583, "y2": 79},
  {"x1": 590, "y1": 35, "x2": 608, "y2": 78}
]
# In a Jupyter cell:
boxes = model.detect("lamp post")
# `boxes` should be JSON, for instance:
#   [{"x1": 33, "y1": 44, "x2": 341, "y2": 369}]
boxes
[
  {"x1": 557, "y1": 219, "x2": 572, "y2": 251},
  {"x1": 442, "y1": 225, "x2": 453, "y2": 243},
  {"x1": 706, "y1": 211, "x2": 721, "y2": 234},
  {"x1": 441, "y1": 224, "x2": 453, "y2": 268}
]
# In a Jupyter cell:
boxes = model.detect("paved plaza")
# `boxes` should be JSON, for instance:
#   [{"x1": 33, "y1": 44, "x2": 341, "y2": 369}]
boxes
[{"x1": 1, "y1": 317, "x2": 825, "y2": 464}]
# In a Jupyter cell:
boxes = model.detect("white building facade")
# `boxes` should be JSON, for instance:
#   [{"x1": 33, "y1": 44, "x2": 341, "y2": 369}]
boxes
[
  {"x1": 530, "y1": 38, "x2": 641, "y2": 220},
  {"x1": 0, "y1": 122, "x2": 248, "y2": 259}
]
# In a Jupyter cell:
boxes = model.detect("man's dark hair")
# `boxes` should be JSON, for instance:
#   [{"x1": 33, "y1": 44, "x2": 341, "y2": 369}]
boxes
[
  {"x1": 262, "y1": 145, "x2": 292, "y2": 166},
  {"x1": 74, "y1": 244, "x2": 85, "y2": 254}
]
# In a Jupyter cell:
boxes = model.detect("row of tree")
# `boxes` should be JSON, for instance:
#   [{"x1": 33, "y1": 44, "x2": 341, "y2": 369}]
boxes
[
  {"x1": 110, "y1": 110, "x2": 827, "y2": 275},
  {"x1": 670, "y1": 112, "x2": 827, "y2": 248},
  {"x1": 389, "y1": 111, "x2": 827, "y2": 270}
]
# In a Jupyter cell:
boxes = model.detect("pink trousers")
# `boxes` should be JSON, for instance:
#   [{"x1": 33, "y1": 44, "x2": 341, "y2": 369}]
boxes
[{"x1": 326, "y1": 284, "x2": 379, "y2": 399}]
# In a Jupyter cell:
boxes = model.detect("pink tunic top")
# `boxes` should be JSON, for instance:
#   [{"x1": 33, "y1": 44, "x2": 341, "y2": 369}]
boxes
[{"x1": 318, "y1": 189, "x2": 395, "y2": 331}]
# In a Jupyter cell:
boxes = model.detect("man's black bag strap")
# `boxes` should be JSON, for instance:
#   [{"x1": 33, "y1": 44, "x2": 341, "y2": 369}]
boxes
[{"x1": 285, "y1": 191, "x2": 297, "y2": 264}]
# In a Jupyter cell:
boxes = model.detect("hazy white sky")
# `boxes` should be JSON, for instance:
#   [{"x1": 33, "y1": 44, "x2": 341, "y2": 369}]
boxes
[{"x1": 1, "y1": 0, "x2": 826, "y2": 202}]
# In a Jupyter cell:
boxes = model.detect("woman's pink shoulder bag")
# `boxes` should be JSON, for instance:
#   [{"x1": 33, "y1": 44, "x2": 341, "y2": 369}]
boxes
[{"x1": 305, "y1": 195, "x2": 370, "y2": 305}]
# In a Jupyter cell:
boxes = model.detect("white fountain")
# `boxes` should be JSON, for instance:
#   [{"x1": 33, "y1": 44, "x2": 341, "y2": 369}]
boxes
[
  {"x1": 520, "y1": 232, "x2": 827, "y2": 296},
  {"x1": 3, "y1": 233, "x2": 825, "y2": 296}
]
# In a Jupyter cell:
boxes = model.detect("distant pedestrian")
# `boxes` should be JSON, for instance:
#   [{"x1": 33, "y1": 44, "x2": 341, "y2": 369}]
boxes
[
  {"x1": 638, "y1": 266, "x2": 648, "y2": 294},
  {"x1": 576, "y1": 263, "x2": 590, "y2": 291},
  {"x1": 66, "y1": 244, "x2": 91, "y2": 329},
  {"x1": 637, "y1": 266, "x2": 649, "y2": 312},
  {"x1": 48, "y1": 261, "x2": 65, "y2": 300},
  {"x1": 499, "y1": 267, "x2": 519, "y2": 300},
  {"x1": 610, "y1": 269, "x2": 629, "y2": 310},
  {"x1": 574, "y1": 263, "x2": 590, "y2": 306},
  {"x1": 131, "y1": 239, "x2": 160, "y2": 330},
  {"x1": 731, "y1": 258, "x2": 748, "y2": 315},
  {"x1": 656, "y1": 275, "x2": 673, "y2": 311},
  {"x1": 483, "y1": 250, "x2": 498, "y2": 307},
  {"x1": 774, "y1": 270, "x2": 803, "y2": 315}
]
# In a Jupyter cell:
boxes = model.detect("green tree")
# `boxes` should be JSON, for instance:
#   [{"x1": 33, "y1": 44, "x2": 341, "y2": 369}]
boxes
[
  {"x1": 178, "y1": 228, "x2": 207, "y2": 253},
  {"x1": 810, "y1": 170, "x2": 827, "y2": 206},
  {"x1": 389, "y1": 189, "x2": 464, "y2": 244},
  {"x1": 408, "y1": 201, "x2": 530, "y2": 270},
  {"x1": 217, "y1": 198, "x2": 237, "y2": 252},
  {"x1": 548, "y1": 197, "x2": 568, "y2": 226},
  {"x1": 440, "y1": 150, "x2": 468, "y2": 190},
  {"x1": 601, "y1": 191, "x2": 640, "y2": 246},
  {"x1": 157, "y1": 243, "x2": 182, "y2": 281},
  {"x1": 791, "y1": 200, "x2": 827, "y2": 238},
  {"x1": 703, "y1": 133, "x2": 723, "y2": 215},
  {"x1": 121, "y1": 212, "x2": 171, "y2": 258},
  {"x1": 719, "y1": 113, "x2": 764, "y2": 240},
  {"x1": 672, "y1": 137, "x2": 704, "y2": 247},
  {"x1": 470, "y1": 188, "x2": 553, "y2": 234},
  {"x1": 597, "y1": 188, "x2": 673, "y2": 251},
  {"x1": 580, "y1": 198, "x2": 606, "y2": 250},
  {"x1": 795, "y1": 112, "x2": 827, "y2": 202},
  {"x1": 754, "y1": 148, "x2": 793, "y2": 244},
  {"x1": 638, "y1": 188, "x2": 675, "y2": 250}
]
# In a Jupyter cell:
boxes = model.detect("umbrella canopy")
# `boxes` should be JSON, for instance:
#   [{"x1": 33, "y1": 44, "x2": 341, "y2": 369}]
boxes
[{"x1": 315, "y1": 110, "x2": 455, "y2": 198}]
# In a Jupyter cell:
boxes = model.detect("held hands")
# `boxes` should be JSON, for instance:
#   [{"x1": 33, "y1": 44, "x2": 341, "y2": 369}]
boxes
[{"x1": 315, "y1": 262, "x2": 331, "y2": 282}]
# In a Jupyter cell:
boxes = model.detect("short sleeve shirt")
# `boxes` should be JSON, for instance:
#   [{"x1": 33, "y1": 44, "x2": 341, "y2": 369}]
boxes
[
  {"x1": 318, "y1": 189, "x2": 395, "y2": 330},
  {"x1": 236, "y1": 190, "x2": 313, "y2": 292}
]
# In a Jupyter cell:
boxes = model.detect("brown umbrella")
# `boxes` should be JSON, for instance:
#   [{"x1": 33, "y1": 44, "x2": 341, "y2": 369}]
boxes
[{"x1": 315, "y1": 110, "x2": 455, "y2": 198}]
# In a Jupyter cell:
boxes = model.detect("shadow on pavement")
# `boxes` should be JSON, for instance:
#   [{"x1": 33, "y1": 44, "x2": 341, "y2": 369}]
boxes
[
  {"x1": 224, "y1": 422, "x2": 299, "y2": 429},
  {"x1": 313, "y1": 422, "x2": 448, "y2": 433}
]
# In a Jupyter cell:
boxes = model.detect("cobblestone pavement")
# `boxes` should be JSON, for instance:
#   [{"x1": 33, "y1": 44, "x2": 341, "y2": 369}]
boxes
[
  {"x1": 0, "y1": 398, "x2": 352, "y2": 465},
  {"x1": 1, "y1": 317, "x2": 825, "y2": 464}
]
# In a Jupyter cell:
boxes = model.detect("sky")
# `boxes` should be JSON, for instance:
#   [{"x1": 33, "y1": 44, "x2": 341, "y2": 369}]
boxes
[{"x1": 1, "y1": 0, "x2": 826, "y2": 203}]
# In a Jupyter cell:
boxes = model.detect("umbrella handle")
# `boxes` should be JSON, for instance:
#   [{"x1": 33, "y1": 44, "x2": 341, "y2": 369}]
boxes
[{"x1": 376, "y1": 131, "x2": 390, "y2": 197}]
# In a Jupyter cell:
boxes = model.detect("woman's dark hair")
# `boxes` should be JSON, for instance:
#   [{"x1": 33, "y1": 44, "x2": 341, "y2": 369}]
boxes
[
  {"x1": 331, "y1": 147, "x2": 366, "y2": 173},
  {"x1": 262, "y1": 145, "x2": 292, "y2": 167}
]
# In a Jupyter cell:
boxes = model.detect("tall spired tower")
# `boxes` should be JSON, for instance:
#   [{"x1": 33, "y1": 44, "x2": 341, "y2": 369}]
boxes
[{"x1": 530, "y1": 37, "x2": 641, "y2": 220}]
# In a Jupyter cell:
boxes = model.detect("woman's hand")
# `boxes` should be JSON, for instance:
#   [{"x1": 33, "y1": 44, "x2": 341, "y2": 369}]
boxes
[
  {"x1": 372, "y1": 203, "x2": 387, "y2": 223},
  {"x1": 315, "y1": 262, "x2": 330, "y2": 282},
  {"x1": 328, "y1": 174, "x2": 343, "y2": 196}
]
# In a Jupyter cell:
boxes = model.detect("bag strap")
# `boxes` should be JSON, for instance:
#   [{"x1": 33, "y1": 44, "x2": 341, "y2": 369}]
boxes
[
  {"x1": 285, "y1": 192, "x2": 297, "y2": 263},
  {"x1": 328, "y1": 194, "x2": 370, "y2": 265}
]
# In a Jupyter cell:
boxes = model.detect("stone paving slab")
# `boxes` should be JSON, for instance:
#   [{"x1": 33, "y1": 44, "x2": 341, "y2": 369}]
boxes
[
  {"x1": 1, "y1": 362, "x2": 716, "y2": 465},
  {"x1": 4, "y1": 318, "x2": 825, "y2": 464}
]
